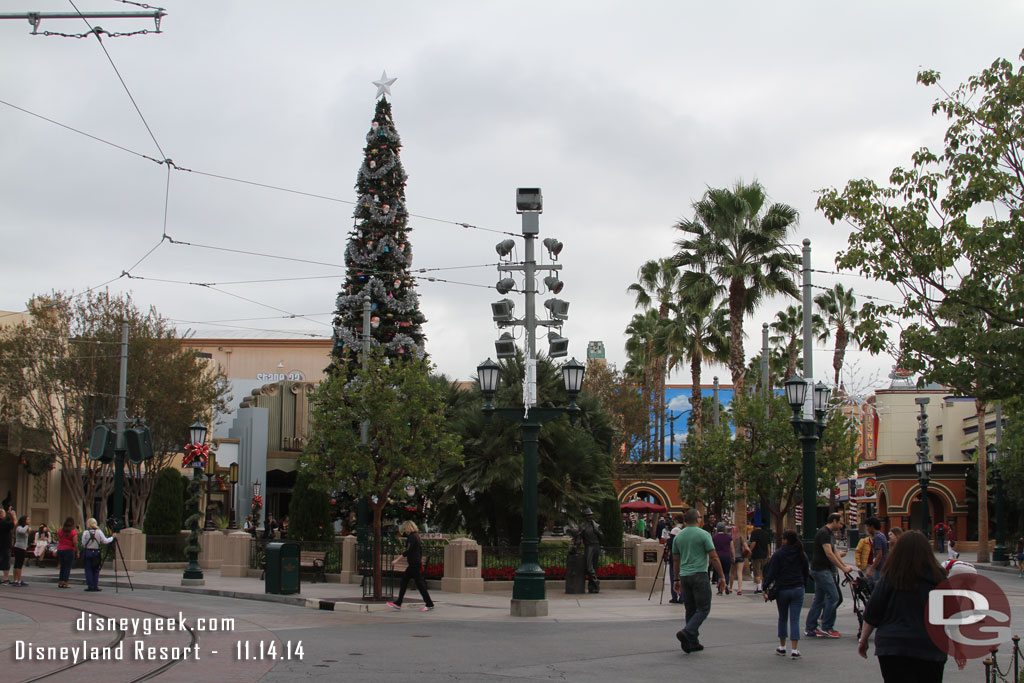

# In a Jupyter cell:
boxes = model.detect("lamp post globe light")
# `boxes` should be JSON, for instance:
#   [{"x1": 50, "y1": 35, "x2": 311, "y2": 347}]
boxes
[
  {"x1": 784, "y1": 375, "x2": 831, "y2": 588},
  {"x1": 915, "y1": 456, "x2": 932, "y2": 536},
  {"x1": 182, "y1": 421, "x2": 208, "y2": 584},
  {"x1": 987, "y1": 444, "x2": 1008, "y2": 563}
]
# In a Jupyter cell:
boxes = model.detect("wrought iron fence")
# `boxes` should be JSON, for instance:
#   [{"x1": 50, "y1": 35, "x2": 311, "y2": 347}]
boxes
[
  {"x1": 480, "y1": 545, "x2": 634, "y2": 581},
  {"x1": 146, "y1": 534, "x2": 188, "y2": 562},
  {"x1": 248, "y1": 538, "x2": 343, "y2": 574},
  {"x1": 357, "y1": 535, "x2": 400, "y2": 600}
]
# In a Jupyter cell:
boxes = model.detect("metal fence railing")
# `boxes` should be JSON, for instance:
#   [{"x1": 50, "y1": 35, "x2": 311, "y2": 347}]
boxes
[
  {"x1": 248, "y1": 538, "x2": 343, "y2": 574},
  {"x1": 479, "y1": 545, "x2": 635, "y2": 581}
]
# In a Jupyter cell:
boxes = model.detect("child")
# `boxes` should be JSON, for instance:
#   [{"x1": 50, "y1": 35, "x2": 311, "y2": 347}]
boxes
[{"x1": 948, "y1": 539, "x2": 959, "y2": 563}]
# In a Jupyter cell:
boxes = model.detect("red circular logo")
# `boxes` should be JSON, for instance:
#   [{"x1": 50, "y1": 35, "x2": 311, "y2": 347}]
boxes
[{"x1": 925, "y1": 573, "x2": 1012, "y2": 659}]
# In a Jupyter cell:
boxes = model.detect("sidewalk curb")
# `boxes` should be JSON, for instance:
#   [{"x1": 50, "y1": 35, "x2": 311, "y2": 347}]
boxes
[{"x1": 22, "y1": 573, "x2": 396, "y2": 612}]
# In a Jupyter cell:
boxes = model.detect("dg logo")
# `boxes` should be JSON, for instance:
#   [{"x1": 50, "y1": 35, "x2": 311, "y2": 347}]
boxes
[{"x1": 925, "y1": 573, "x2": 1012, "y2": 659}]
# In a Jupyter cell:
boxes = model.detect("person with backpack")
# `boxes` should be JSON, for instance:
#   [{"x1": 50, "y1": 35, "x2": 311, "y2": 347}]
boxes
[
  {"x1": 933, "y1": 522, "x2": 947, "y2": 553},
  {"x1": 80, "y1": 518, "x2": 115, "y2": 592},
  {"x1": 763, "y1": 529, "x2": 810, "y2": 659}
]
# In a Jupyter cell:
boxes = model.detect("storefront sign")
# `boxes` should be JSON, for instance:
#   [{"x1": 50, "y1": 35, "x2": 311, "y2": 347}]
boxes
[{"x1": 256, "y1": 371, "x2": 306, "y2": 382}]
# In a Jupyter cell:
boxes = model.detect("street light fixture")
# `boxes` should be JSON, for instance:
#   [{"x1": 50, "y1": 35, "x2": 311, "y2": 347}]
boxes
[
  {"x1": 491, "y1": 299, "x2": 515, "y2": 324},
  {"x1": 784, "y1": 375, "x2": 829, "y2": 591},
  {"x1": 543, "y1": 275, "x2": 563, "y2": 294},
  {"x1": 915, "y1": 456, "x2": 932, "y2": 535},
  {"x1": 496, "y1": 277, "x2": 516, "y2": 294},
  {"x1": 182, "y1": 422, "x2": 208, "y2": 585},
  {"x1": 542, "y1": 237, "x2": 563, "y2": 260},
  {"x1": 987, "y1": 443, "x2": 1008, "y2": 563},
  {"x1": 495, "y1": 239, "x2": 516, "y2": 259},
  {"x1": 495, "y1": 332, "x2": 516, "y2": 359},
  {"x1": 547, "y1": 331, "x2": 569, "y2": 358},
  {"x1": 204, "y1": 451, "x2": 218, "y2": 530},
  {"x1": 544, "y1": 297, "x2": 569, "y2": 320},
  {"x1": 228, "y1": 462, "x2": 239, "y2": 529},
  {"x1": 476, "y1": 356, "x2": 586, "y2": 613},
  {"x1": 189, "y1": 421, "x2": 207, "y2": 448}
]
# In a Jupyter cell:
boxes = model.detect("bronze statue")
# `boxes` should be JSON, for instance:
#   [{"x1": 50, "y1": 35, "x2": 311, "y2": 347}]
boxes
[{"x1": 570, "y1": 507, "x2": 604, "y2": 593}]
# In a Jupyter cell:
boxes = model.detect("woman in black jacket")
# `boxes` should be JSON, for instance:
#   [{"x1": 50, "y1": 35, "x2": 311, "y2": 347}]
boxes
[
  {"x1": 763, "y1": 529, "x2": 810, "y2": 659},
  {"x1": 857, "y1": 530, "x2": 949, "y2": 682},
  {"x1": 387, "y1": 521, "x2": 435, "y2": 611}
]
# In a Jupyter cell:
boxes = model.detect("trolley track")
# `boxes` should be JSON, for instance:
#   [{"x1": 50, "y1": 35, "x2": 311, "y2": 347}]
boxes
[{"x1": 0, "y1": 590, "x2": 198, "y2": 683}]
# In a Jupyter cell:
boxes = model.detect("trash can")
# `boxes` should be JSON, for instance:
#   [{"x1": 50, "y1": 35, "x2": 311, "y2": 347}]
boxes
[
  {"x1": 565, "y1": 551, "x2": 586, "y2": 594},
  {"x1": 265, "y1": 542, "x2": 301, "y2": 595}
]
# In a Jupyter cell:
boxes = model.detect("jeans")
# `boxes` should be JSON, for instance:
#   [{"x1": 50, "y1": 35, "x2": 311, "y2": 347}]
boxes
[
  {"x1": 57, "y1": 549, "x2": 74, "y2": 583},
  {"x1": 679, "y1": 572, "x2": 712, "y2": 642},
  {"x1": 668, "y1": 559, "x2": 679, "y2": 601},
  {"x1": 395, "y1": 564, "x2": 433, "y2": 608},
  {"x1": 878, "y1": 655, "x2": 946, "y2": 682},
  {"x1": 937, "y1": 537, "x2": 946, "y2": 553},
  {"x1": 84, "y1": 549, "x2": 101, "y2": 589},
  {"x1": 776, "y1": 586, "x2": 805, "y2": 640},
  {"x1": 805, "y1": 568, "x2": 839, "y2": 632}
]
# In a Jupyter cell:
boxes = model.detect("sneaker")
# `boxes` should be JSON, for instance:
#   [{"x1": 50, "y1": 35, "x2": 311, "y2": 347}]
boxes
[
  {"x1": 791, "y1": 650, "x2": 801, "y2": 659},
  {"x1": 676, "y1": 630, "x2": 693, "y2": 653},
  {"x1": 386, "y1": 602, "x2": 401, "y2": 610},
  {"x1": 754, "y1": 588, "x2": 762, "y2": 594},
  {"x1": 818, "y1": 629, "x2": 841, "y2": 639},
  {"x1": 737, "y1": 589, "x2": 743, "y2": 595},
  {"x1": 419, "y1": 606, "x2": 434, "y2": 611},
  {"x1": 776, "y1": 646, "x2": 787, "y2": 656},
  {"x1": 804, "y1": 630, "x2": 819, "y2": 638}
]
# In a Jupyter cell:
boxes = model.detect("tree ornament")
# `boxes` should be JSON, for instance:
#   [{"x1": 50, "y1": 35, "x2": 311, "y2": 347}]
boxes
[{"x1": 371, "y1": 316, "x2": 380, "y2": 328}]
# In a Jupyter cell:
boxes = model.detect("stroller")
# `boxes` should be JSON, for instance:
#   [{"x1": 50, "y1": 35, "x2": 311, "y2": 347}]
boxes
[{"x1": 841, "y1": 571, "x2": 874, "y2": 639}]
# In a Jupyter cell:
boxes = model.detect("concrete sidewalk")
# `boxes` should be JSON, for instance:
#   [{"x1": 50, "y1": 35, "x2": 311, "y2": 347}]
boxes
[{"x1": 15, "y1": 548, "x2": 1021, "y2": 619}]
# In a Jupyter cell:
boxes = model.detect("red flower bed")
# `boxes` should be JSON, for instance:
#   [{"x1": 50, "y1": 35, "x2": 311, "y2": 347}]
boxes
[
  {"x1": 597, "y1": 562, "x2": 636, "y2": 579},
  {"x1": 482, "y1": 567, "x2": 517, "y2": 581},
  {"x1": 423, "y1": 563, "x2": 444, "y2": 580}
]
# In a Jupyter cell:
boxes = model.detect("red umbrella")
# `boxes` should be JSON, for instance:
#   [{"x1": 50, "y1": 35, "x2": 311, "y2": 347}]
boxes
[{"x1": 620, "y1": 500, "x2": 667, "y2": 513}]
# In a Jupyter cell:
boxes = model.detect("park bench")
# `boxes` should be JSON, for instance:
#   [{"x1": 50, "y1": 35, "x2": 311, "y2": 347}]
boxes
[{"x1": 299, "y1": 551, "x2": 327, "y2": 583}]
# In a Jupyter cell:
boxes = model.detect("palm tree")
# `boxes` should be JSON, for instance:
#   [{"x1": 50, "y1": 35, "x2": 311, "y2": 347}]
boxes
[
  {"x1": 624, "y1": 310, "x2": 660, "y2": 458},
  {"x1": 814, "y1": 283, "x2": 861, "y2": 389},
  {"x1": 770, "y1": 305, "x2": 804, "y2": 381},
  {"x1": 673, "y1": 181, "x2": 801, "y2": 396},
  {"x1": 654, "y1": 281, "x2": 729, "y2": 437},
  {"x1": 627, "y1": 259, "x2": 683, "y2": 453}
]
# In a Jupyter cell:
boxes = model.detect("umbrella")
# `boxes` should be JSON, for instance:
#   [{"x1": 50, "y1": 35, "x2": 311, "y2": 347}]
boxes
[{"x1": 620, "y1": 500, "x2": 667, "y2": 513}]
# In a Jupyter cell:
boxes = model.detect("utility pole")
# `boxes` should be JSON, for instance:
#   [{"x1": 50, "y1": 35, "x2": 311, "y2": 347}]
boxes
[
  {"x1": 761, "y1": 323, "x2": 770, "y2": 400},
  {"x1": 113, "y1": 321, "x2": 128, "y2": 531},
  {"x1": 358, "y1": 296, "x2": 372, "y2": 589},
  {"x1": 713, "y1": 377, "x2": 720, "y2": 427}
]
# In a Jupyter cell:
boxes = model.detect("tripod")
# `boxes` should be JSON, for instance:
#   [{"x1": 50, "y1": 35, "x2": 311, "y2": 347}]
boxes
[
  {"x1": 111, "y1": 537, "x2": 134, "y2": 593},
  {"x1": 647, "y1": 541, "x2": 673, "y2": 603}
]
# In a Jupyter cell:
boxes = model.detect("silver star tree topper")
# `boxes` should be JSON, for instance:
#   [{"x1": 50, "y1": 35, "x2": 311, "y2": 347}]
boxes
[{"x1": 373, "y1": 70, "x2": 397, "y2": 99}]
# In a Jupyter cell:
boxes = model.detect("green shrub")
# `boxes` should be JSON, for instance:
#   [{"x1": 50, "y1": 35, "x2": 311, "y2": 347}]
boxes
[
  {"x1": 287, "y1": 470, "x2": 333, "y2": 542},
  {"x1": 143, "y1": 467, "x2": 185, "y2": 535},
  {"x1": 599, "y1": 497, "x2": 623, "y2": 548}
]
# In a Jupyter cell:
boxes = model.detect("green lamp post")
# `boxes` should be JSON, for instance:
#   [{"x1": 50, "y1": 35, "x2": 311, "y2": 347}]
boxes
[
  {"x1": 477, "y1": 357, "x2": 585, "y2": 616},
  {"x1": 182, "y1": 421, "x2": 208, "y2": 584}
]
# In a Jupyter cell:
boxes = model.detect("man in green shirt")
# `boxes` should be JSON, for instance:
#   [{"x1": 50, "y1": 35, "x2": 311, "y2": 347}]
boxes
[{"x1": 672, "y1": 508, "x2": 726, "y2": 653}]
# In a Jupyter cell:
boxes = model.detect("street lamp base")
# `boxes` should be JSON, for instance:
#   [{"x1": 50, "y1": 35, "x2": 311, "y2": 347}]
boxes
[
  {"x1": 181, "y1": 577, "x2": 206, "y2": 586},
  {"x1": 510, "y1": 599, "x2": 549, "y2": 617}
]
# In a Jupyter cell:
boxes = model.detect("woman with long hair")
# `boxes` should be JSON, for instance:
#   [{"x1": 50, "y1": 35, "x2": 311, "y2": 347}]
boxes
[
  {"x1": 80, "y1": 517, "x2": 115, "y2": 592},
  {"x1": 56, "y1": 517, "x2": 77, "y2": 588},
  {"x1": 12, "y1": 514, "x2": 31, "y2": 586},
  {"x1": 387, "y1": 521, "x2": 435, "y2": 611},
  {"x1": 887, "y1": 527, "x2": 903, "y2": 548},
  {"x1": 763, "y1": 529, "x2": 810, "y2": 659},
  {"x1": 858, "y1": 530, "x2": 949, "y2": 681}
]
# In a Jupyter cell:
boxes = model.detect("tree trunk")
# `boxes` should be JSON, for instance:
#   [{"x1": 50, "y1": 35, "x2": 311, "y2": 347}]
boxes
[
  {"x1": 833, "y1": 327, "x2": 848, "y2": 388},
  {"x1": 728, "y1": 279, "x2": 747, "y2": 537},
  {"x1": 372, "y1": 502, "x2": 384, "y2": 599},
  {"x1": 976, "y1": 399, "x2": 990, "y2": 563},
  {"x1": 690, "y1": 356, "x2": 703, "y2": 436}
]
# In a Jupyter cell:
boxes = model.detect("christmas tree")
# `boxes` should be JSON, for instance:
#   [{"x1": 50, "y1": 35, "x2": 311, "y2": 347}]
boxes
[{"x1": 332, "y1": 74, "x2": 426, "y2": 372}]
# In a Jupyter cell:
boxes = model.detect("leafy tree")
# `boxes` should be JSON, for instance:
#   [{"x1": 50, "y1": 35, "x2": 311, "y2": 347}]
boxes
[
  {"x1": 580, "y1": 361, "x2": 648, "y2": 470},
  {"x1": 431, "y1": 353, "x2": 616, "y2": 545},
  {"x1": 817, "y1": 51, "x2": 1024, "y2": 400},
  {"x1": 331, "y1": 94, "x2": 426, "y2": 373},
  {"x1": 287, "y1": 470, "x2": 333, "y2": 542},
  {"x1": 678, "y1": 422, "x2": 736, "y2": 518},
  {"x1": 0, "y1": 291, "x2": 228, "y2": 526},
  {"x1": 814, "y1": 283, "x2": 864, "y2": 388},
  {"x1": 143, "y1": 467, "x2": 184, "y2": 535},
  {"x1": 731, "y1": 393, "x2": 856, "y2": 539},
  {"x1": 302, "y1": 351, "x2": 461, "y2": 591}
]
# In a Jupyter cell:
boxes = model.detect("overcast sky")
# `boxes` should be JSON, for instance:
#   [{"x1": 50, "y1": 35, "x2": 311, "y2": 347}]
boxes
[{"x1": 3, "y1": 1, "x2": 1022, "y2": 393}]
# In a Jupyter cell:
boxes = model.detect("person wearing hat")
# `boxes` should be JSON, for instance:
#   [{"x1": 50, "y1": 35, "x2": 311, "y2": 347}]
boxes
[{"x1": 579, "y1": 508, "x2": 604, "y2": 594}]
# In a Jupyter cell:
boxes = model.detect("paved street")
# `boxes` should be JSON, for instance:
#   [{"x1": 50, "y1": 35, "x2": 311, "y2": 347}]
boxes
[{"x1": 1, "y1": 558, "x2": 1021, "y2": 682}]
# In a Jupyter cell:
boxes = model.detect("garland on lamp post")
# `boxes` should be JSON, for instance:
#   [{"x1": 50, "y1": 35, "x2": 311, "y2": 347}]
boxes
[{"x1": 181, "y1": 438, "x2": 208, "y2": 582}]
